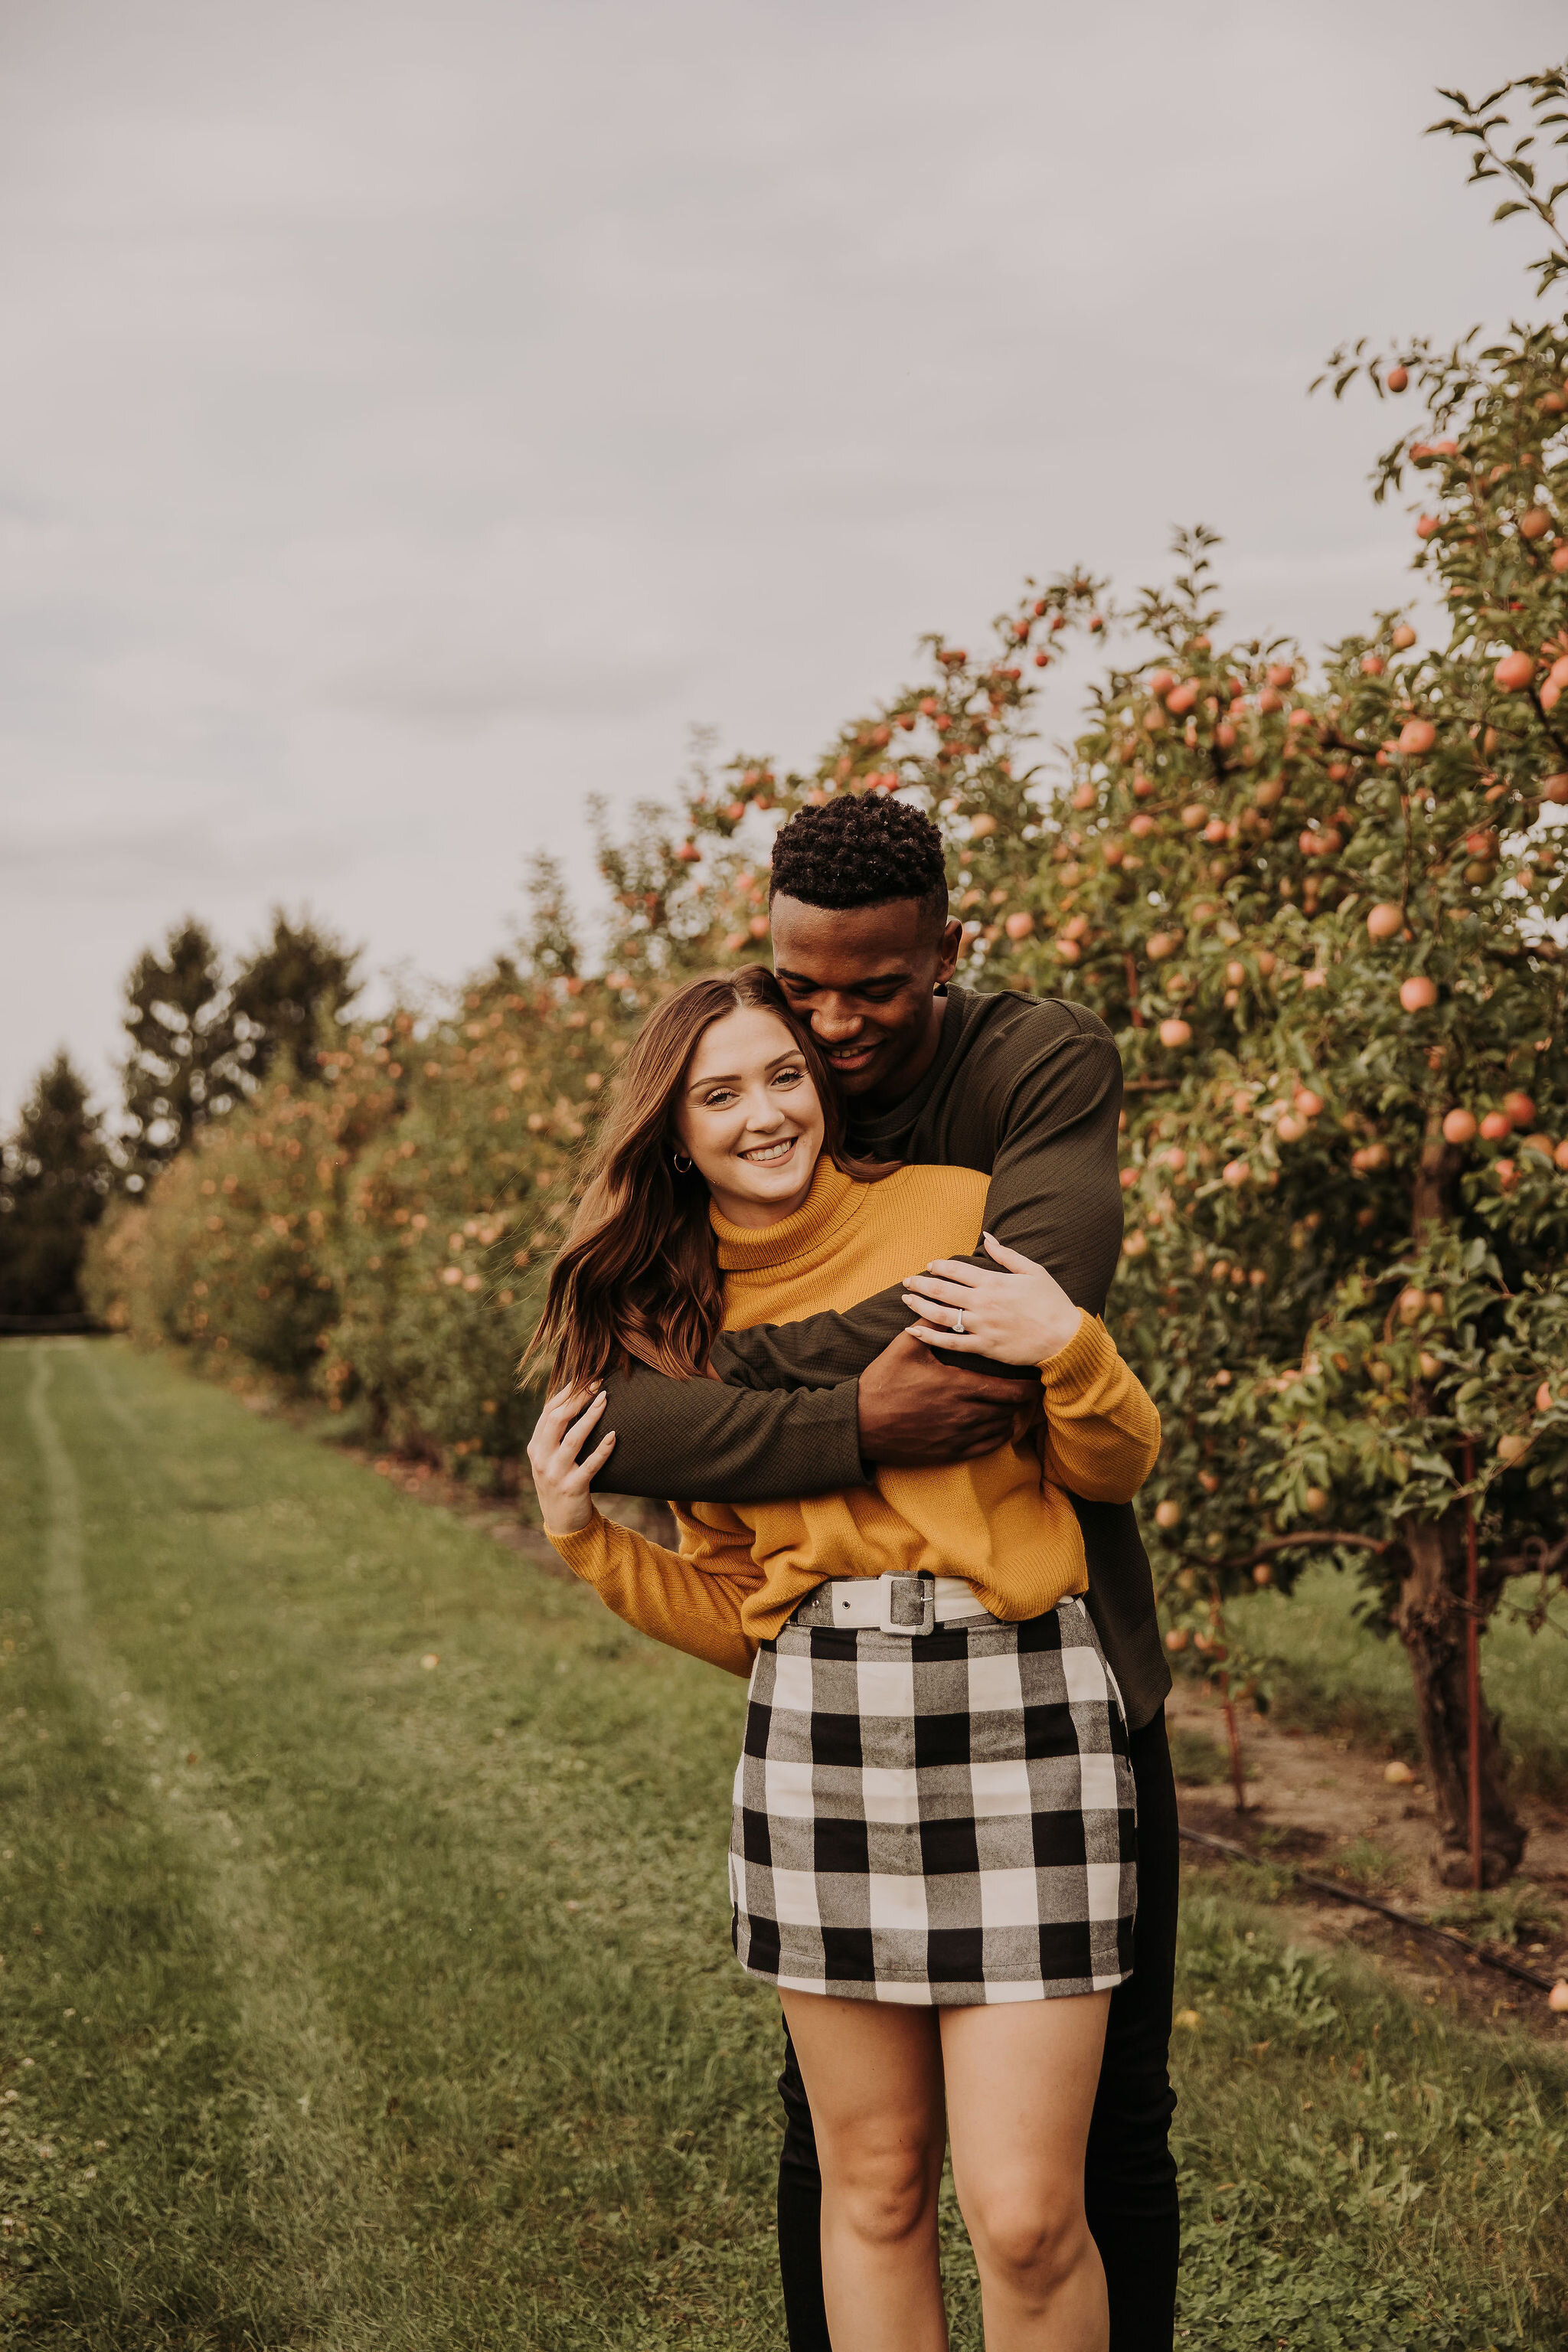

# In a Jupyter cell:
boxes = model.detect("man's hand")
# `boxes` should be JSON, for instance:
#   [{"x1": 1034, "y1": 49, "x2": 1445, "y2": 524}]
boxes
[{"x1": 857, "y1": 1329, "x2": 1036, "y2": 1468}]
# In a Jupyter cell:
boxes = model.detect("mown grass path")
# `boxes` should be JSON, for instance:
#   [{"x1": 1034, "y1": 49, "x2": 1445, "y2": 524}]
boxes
[
  {"x1": 3, "y1": 1341, "x2": 777, "y2": 2347},
  {"x1": 2, "y1": 1341, "x2": 1566, "y2": 2350}
]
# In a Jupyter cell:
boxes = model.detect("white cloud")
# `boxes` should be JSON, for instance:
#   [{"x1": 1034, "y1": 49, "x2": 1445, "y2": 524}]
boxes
[{"x1": 2, "y1": 0, "x2": 1563, "y2": 1118}]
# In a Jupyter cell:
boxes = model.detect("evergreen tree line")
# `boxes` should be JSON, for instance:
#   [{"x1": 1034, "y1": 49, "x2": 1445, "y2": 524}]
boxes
[{"x1": 0, "y1": 913, "x2": 357, "y2": 1321}]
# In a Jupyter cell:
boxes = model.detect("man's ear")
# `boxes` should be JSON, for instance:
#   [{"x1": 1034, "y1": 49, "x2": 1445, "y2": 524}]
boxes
[{"x1": 934, "y1": 915, "x2": 963, "y2": 987}]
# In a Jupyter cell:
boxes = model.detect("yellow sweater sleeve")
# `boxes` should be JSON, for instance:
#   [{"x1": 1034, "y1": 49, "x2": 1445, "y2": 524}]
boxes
[
  {"x1": 544, "y1": 1505, "x2": 762, "y2": 1679},
  {"x1": 1040, "y1": 1313, "x2": 1161, "y2": 1504}
]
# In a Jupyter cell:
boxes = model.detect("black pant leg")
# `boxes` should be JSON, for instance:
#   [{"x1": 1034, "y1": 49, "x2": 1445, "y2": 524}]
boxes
[
  {"x1": 1086, "y1": 1706, "x2": 1181, "y2": 2352},
  {"x1": 776, "y1": 2024, "x2": 831, "y2": 2352}
]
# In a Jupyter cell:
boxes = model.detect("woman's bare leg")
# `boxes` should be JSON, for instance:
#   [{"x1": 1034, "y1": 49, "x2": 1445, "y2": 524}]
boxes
[
  {"x1": 779, "y1": 1990, "x2": 949, "y2": 2352},
  {"x1": 940, "y1": 1991, "x2": 1111, "y2": 2352}
]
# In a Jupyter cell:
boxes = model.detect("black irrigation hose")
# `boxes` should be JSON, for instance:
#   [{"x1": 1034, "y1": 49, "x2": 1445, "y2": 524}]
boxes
[{"x1": 1178, "y1": 1821, "x2": 1560, "y2": 1994}]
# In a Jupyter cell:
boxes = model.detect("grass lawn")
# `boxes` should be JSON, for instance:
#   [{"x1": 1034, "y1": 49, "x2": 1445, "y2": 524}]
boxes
[
  {"x1": 2, "y1": 1339, "x2": 1565, "y2": 2350},
  {"x1": 1221, "y1": 1563, "x2": 1568, "y2": 1799}
]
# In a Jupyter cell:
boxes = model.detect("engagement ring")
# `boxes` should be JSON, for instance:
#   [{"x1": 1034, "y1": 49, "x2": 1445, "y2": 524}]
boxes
[{"x1": 952, "y1": 1309, "x2": 965, "y2": 1334}]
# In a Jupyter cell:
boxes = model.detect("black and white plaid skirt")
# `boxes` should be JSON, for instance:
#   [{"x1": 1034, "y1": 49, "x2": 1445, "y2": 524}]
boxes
[{"x1": 729, "y1": 1588, "x2": 1136, "y2": 2006}]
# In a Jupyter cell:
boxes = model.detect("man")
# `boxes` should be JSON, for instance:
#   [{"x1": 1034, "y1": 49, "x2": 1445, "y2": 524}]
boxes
[{"x1": 593, "y1": 792, "x2": 1178, "y2": 2350}]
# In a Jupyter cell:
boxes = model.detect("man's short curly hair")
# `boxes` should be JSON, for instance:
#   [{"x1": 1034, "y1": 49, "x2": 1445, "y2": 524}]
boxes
[{"x1": 768, "y1": 794, "x2": 949, "y2": 926}]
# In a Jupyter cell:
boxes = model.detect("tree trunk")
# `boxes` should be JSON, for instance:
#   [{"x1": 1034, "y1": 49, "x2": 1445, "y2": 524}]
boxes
[
  {"x1": 1412, "y1": 1121, "x2": 1462, "y2": 1233},
  {"x1": 1397, "y1": 1113, "x2": 1524, "y2": 1882},
  {"x1": 1394, "y1": 1511, "x2": 1525, "y2": 1886}
]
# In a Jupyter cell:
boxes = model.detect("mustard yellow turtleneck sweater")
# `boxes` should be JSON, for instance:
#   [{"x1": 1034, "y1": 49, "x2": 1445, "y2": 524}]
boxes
[{"x1": 545, "y1": 1159, "x2": 1161, "y2": 1677}]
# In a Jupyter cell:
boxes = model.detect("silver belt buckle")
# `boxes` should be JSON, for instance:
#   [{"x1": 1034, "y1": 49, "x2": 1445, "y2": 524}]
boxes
[{"x1": 878, "y1": 1572, "x2": 935, "y2": 1636}]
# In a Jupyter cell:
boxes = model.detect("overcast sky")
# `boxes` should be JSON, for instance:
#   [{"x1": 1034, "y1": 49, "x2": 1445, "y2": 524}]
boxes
[{"x1": 2, "y1": 0, "x2": 1564, "y2": 1124}]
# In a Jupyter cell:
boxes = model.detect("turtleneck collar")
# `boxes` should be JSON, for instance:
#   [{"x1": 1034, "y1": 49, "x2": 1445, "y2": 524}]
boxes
[{"x1": 710, "y1": 1156, "x2": 865, "y2": 1275}]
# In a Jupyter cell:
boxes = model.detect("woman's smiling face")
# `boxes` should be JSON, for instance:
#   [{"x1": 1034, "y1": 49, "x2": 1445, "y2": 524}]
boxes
[{"x1": 674, "y1": 1005, "x2": 825, "y2": 1229}]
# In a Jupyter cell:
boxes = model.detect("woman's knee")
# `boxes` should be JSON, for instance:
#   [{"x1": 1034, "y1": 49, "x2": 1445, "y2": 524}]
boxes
[
  {"x1": 965, "y1": 2184, "x2": 1089, "y2": 2291},
  {"x1": 822, "y1": 2128, "x2": 939, "y2": 2250}
]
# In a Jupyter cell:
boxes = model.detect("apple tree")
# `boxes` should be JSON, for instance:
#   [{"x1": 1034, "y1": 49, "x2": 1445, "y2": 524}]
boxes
[{"x1": 664, "y1": 74, "x2": 1568, "y2": 1882}]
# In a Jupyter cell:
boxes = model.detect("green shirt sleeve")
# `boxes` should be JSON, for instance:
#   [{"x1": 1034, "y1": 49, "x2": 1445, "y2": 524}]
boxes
[{"x1": 589, "y1": 1362, "x2": 867, "y2": 1506}]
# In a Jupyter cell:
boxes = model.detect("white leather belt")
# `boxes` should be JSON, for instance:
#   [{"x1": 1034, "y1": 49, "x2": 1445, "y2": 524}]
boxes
[{"x1": 820, "y1": 1572, "x2": 991, "y2": 1636}]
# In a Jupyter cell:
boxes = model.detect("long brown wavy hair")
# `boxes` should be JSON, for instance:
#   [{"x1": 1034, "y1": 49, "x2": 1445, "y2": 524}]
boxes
[{"x1": 525, "y1": 965, "x2": 883, "y2": 1390}]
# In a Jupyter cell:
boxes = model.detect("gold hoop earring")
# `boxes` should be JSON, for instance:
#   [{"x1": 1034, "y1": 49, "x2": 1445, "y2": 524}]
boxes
[{"x1": 671, "y1": 1151, "x2": 694, "y2": 1174}]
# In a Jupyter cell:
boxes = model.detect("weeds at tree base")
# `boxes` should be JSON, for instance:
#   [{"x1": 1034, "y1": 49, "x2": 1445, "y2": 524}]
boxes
[
  {"x1": 1434, "y1": 1881, "x2": 1564, "y2": 1949},
  {"x1": 1332, "y1": 1838, "x2": 1414, "y2": 1893},
  {"x1": 1171, "y1": 1723, "x2": 1259, "y2": 1786}
]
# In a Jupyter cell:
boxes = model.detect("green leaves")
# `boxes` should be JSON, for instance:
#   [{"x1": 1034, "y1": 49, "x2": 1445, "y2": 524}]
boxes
[{"x1": 1423, "y1": 66, "x2": 1568, "y2": 296}]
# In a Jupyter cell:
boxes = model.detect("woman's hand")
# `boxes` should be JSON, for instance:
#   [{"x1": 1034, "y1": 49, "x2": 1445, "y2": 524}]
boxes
[
  {"x1": 527, "y1": 1384, "x2": 616, "y2": 1534},
  {"x1": 900, "y1": 1233, "x2": 1083, "y2": 1368}
]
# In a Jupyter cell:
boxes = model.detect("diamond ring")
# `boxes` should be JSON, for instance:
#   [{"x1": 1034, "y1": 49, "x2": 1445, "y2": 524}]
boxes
[{"x1": 952, "y1": 1309, "x2": 966, "y2": 1335}]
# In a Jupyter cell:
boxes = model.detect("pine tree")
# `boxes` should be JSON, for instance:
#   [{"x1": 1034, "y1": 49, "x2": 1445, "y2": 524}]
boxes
[
  {"x1": 0, "y1": 1053, "x2": 111, "y2": 1316},
  {"x1": 231, "y1": 910, "x2": 361, "y2": 1086},
  {"x1": 119, "y1": 920, "x2": 243, "y2": 1181}
]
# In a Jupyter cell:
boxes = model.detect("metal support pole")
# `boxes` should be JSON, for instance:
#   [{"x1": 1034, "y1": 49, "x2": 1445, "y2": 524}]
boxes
[{"x1": 1462, "y1": 1439, "x2": 1481, "y2": 1893}]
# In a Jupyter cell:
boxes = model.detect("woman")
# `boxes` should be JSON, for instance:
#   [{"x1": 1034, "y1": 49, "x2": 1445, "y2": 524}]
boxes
[{"x1": 525, "y1": 966, "x2": 1158, "y2": 2352}]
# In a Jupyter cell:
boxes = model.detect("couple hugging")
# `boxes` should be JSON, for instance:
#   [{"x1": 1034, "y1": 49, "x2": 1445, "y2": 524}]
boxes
[{"x1": 525, "y1": 793, "x2": 1178, "y2": 2352}]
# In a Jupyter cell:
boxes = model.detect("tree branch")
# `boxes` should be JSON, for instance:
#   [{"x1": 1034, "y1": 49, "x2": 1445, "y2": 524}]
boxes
[
  {"x1": 1490, "y1": 1527, "x2": 1568, "y2": 1583},
  {"x1": 1526, "y1": 683, "x2": 1568, "y2": 766},
  {"x1": 1484, "y1": 939, "x2": 1560, "y2": 965},
  {"x1": 1182, "y1": 1529, "x2": 1393, "y2": 1579}
]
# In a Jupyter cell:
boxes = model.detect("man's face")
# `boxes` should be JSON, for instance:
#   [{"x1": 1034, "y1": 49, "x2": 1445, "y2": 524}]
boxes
[{"x1": 769, "y1": 894, "x2": 962, "y2": 1102}]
